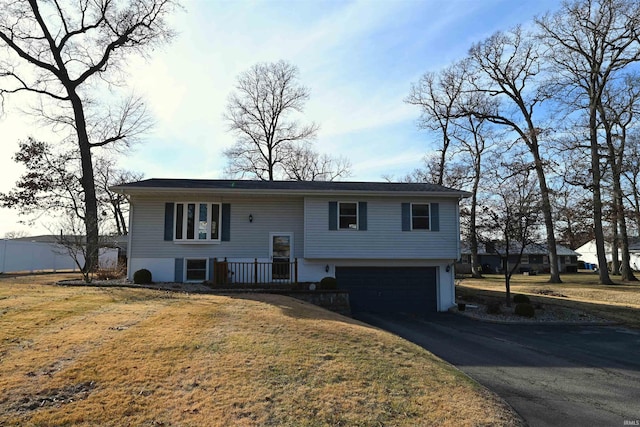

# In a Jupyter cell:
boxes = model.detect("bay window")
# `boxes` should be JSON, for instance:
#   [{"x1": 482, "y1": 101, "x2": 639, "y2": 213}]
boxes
[{"x1": 175, "y1": 202, "x2": 221, "y2": 241}]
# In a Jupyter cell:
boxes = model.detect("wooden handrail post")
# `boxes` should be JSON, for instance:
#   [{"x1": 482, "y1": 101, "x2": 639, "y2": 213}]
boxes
[
  {"x1": 294, "y1": 258, "x2": 298, "y2": 285},
  {"x1": 213, "y1": 257, "x2": 218, "y2": 285}
]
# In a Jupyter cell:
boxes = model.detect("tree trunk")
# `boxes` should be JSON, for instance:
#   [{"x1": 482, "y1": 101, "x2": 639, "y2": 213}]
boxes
[
  {"x1": 117, "y1": 203, "x2": 128, "y2": 235},
  {"x1": 531, "y1": 143, "x2": 562, "y2": 283},
  {"x1": 615, "y1": 154, "x2": 637, "y2": 282},
  {"x1": 613, "y1": 129, "x2": 637, "y2": 281},
  {"x1": 590, "y1": 103, "x2": 614, "y2": 284},
  {"x1": 470, "y1": 158, "x2": 483, "y2": 278},
  {"x1": 503, "y1": 257, "x2": 511, "y2": 308},
  {"x1": 112, "y1": 204, "x2": 123, "y2": 236},
  {"x1": 619, "y1": 204, "x2": 638, "y2": 281},
  {"x1": 611, "y1": 213, "x2": 621, "y2": 275},
  {"x1": 70, "y1": 91, "x2": 99, "y2": 275}
]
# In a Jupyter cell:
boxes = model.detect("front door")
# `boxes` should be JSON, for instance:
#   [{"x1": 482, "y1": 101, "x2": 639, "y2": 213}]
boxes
[{"x1": 270, "y1": 233, "x2": 292, "y2": 280}]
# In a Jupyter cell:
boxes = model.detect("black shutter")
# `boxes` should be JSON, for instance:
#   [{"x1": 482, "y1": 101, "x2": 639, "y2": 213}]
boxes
[
  {"x1": 431, "y1": 203, "x2": 440, "y2": 231},
  {"x1": 329, "y1": 202, "x2": 338, "y2": 230},
  {"x1": 164, "y1": 203, "x2": 174, "y2": 241},
  {"x1": 221, "y1": 203, "x2": 231, "y2": 241},
  {"x1": 174, "y1": 258, "x2": 184, "y2": 282},
  {"x1": 401, "y1": 203, "x2": 411, "y2": 231},
  {"x1": 358, "y1": 202, "x2": 367, "y2": 231},
  {"x1": 209, "y1": 258, "x2": 215, "y2": 282}
]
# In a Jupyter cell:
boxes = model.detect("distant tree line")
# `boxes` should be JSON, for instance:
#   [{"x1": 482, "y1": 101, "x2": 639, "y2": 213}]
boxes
[{"x1": 406, "y1": 0, "x2": 640, "y2": 285}]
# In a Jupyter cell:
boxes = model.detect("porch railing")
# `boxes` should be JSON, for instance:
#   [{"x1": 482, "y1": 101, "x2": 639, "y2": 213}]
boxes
[{"x1": 212, "y1": 258, "x2": 298, "y2": 286}]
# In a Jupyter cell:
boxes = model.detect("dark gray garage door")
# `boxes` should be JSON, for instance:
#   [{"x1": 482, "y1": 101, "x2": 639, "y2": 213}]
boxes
[{"x1": 335, "y1": 267, "x2": 437, "y2": 314}]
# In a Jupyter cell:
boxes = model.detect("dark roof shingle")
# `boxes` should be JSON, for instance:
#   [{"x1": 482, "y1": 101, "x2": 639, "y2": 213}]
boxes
[{"x1": 112, "y1": 178, "x2": 470, "y2": 196}]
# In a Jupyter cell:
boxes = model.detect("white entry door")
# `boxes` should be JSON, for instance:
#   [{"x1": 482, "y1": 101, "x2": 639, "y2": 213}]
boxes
[{"x1": 270, "y1": 233, "x2": 293, "y2": 280}]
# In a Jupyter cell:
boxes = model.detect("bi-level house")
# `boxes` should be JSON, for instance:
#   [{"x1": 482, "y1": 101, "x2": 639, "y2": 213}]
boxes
[{"x1": 112, "y1": 179, "x2": 470, "y2": 314}]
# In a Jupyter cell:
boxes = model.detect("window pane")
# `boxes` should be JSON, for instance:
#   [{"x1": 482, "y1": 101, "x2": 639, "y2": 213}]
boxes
[
  {"x1": 186, "y1": 259, "x2": 207, "y2": 281},
  {"x1": 412, "y1": 204, "x2": 429, "y2": 217},
  {"x1": 198, "y1": 203, "x2": 208, "y2": 239},
  {"x1": 412, "y1": 217, "x2": 430, "y2": 229},
  {"x1": 175, "y1": 204, "x2": 184, "y2": 239},
  {"x1": 339, "y1": 203, "x2": 357, "y2": 229},
  {"x1": 411, "y1": 204, "x2": 430, "y2": 230},
  {"x1": 187, "y1": 203, "x2": 195, "y2": 239},
  {"x1": 210, "y1": 204, "x2": 220, "y2": 240}
]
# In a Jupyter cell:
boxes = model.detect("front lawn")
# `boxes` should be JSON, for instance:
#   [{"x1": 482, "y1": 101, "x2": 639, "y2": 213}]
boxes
[{"x1": 0, "y1": 273, "x2": 522, "y2": 426}]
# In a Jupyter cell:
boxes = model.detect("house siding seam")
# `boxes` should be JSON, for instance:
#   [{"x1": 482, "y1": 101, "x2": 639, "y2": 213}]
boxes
[{"x1": 303, "y1": 197, "x2": 459, "y2": 259}]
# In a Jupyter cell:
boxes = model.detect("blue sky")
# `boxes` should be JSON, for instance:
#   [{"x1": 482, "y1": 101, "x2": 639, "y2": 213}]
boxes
[{"x1": 0, "y1": 0, "x2": 561, "y2": 236}]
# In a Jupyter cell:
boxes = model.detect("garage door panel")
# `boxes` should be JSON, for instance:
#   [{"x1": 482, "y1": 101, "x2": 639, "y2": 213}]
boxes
[{"x1": 336, "y1": 267, "x2": 437, "y2": 314}]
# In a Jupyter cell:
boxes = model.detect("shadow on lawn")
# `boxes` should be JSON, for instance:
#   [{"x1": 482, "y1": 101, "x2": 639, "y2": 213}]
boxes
[{"x1": 226, "y1": 292, "x2": 370, "y2": 326}]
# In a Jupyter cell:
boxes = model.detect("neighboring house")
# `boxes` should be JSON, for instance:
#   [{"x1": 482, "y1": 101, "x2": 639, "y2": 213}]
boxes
[
  {"x1": 1, "y1": 237, "x2": 118, "y2": 273},
  {"x1": 112, "y1": 179, "x2": 470, "y2": 314},
  {"x1": 457, "y1": 243, "x2": 580, "y2": 274},
  {"x1": 576, "y1": 238, "x2": 640, "y2": 271}
]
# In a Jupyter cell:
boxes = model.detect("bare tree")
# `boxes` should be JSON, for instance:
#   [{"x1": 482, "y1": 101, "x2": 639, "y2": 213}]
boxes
[
  {"x1": 281, "y1": 145, "x2": 351, "y2": 181},
  {"x1": 467, "y1": 26, "x2": 562, "y2": 283},
  {"x1": 453, "y1": 113, "x2": 494, "y2": 278},
  {"x1": 0, "y1": 138, "x2": 140, "y2": 238},
  {"x1": 3, "y1": 230, "x2": 29, "y2": 239},
  {"x1": 599, "y1": 75, "x2": 640, "y2": 280},
  {"x1": 398, "y1": 153, "x2": 469, "y2": 187},
  {"x1": 478, "y1": 161, "x2": 543, "y2": 306},
  {"x1": 94, "y1": 157, "x2": 142, "y2": 235},
  {"x1": 408, "y1": 59, "x2": 497, "y2": 279},
  {"x1": 224, "y1": 60, "x2": 319, "y2": 181},
  {"x1": 0, "y1": 0, "x2": 177, "y2": 273},
  {"x1": 552, "y1": 185, "x2": 594, "y2": 250},
  {"x1": 622, "y1": 133, "x2": 640, "y2": 235},
  {"x1": 0, "y1": 138, "x2": 83, "y2": 219},
  {"x1": 537, "y1": 0, "x2": 640, "y2": 284},
  {"x1": 50, "y1": 213, "x2": 114, "y2": 283},
  {"x1": 406, "y1": 62, "x2": 467, "y2": 185}
]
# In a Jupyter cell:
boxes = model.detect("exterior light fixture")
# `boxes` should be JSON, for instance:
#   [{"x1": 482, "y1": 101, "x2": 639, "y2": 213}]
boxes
[
  {"x1": 249, "y1": 214, "x2": 253, "y2": 223},
  {"x1": 325, "y1": 264, "x2": 330, "y2": 273},
  {"x1": 445, "y1": 264, "x2": 451, "y2": 273}
]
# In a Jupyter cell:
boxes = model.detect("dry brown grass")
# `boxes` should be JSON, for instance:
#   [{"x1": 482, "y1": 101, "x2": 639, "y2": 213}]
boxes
[
  {"x1": 0, "y1": 273, "x2": 523, "y2": 426},
  {"x1": 459, "y1": 273, "x2": 640, "y2": 328}
]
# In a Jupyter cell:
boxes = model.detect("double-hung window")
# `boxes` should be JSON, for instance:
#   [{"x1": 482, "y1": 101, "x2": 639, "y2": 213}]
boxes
[
  {"x1": 185, "y1": 259, "x2": 208, "y2": 281},
  {"x1": 175, "y1": 203, "x2": 221, "y2": 242},
  {"x1": 339, "y1": 202, "x2": 358, "y2": 230},
  {"x1": 411, "y1": 203, "x2": 430, "y2": 230}
]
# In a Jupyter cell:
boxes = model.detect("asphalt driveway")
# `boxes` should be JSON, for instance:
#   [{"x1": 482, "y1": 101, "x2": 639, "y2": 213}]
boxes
[{"x1": 356, "y1": 312, "x2": 640, "y2": 427}]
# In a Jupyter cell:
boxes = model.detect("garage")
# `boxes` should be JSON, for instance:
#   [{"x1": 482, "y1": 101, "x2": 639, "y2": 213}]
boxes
[{"x1": 335, "y1": 267, "x2": 438, "y2": 314}]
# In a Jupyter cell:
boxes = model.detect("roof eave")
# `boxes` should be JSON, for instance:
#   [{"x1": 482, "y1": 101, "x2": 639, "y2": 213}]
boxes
[{"x1": 111, "y1": 185, "x2": 472, "y2": 198}]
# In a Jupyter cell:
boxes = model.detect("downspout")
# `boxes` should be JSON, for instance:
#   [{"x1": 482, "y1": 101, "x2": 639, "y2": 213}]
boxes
[{"x1": 126, "y1": 201, "x2": 133, "y2": 281}]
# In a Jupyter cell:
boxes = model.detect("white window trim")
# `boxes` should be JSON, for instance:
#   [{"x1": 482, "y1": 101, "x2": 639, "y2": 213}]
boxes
[
  {"x1": 338, "y1": 201, "x2": 359, "y2": 230},
  {"x1": 410, "y1": 202, "x2": 431, "y2": 231},
  {"x1": 184, "y1": 258, "x2": 209, "y2": 282},
  {"x1": 521, "y1": 254, "x2": 529, "y2": 265},
  {"x1": 174, "y1": 202, "x2": 222, "y2": 243}
]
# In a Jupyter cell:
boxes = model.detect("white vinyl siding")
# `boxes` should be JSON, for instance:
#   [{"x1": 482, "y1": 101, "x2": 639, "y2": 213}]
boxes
[
  {"x1": 129, "y1": 194, "x2": 461, "y2": 263},
  {"x1": 128, "y1": 195, "x2": 304, "y2": 260},
  {"x1": 304, "y1": 197, "x2": 459, "y2": 259}
]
